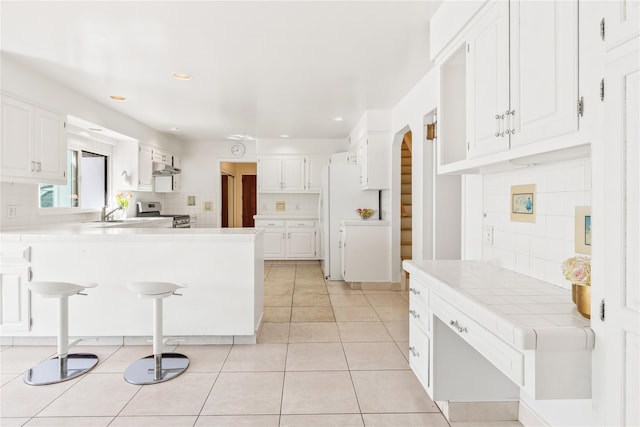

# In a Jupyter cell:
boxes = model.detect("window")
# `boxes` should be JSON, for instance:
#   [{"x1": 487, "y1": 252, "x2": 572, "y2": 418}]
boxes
[{"x1": 39, "y1": 149, "x2": 107, "y2": 209}]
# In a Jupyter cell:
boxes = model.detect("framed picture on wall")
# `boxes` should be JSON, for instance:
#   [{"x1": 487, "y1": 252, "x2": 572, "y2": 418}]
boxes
[
  {"x1": 575, "y1": 206, "x2": 592, "y2": 255},
  {"x1": 510, "y1": 184, "x2": 536, "y2": 223}
]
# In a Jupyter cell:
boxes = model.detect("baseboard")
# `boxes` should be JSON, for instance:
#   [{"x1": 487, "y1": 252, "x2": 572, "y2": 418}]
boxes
[
  {"x1": 519, "y1": 400, "x2": 551, "y2": 427},
  {"x1": 347, "y1": 281, "x2": 402, "y2": 291},
  {"x1": 436, "y1": 400, "x2": 519, "y2": 422}
]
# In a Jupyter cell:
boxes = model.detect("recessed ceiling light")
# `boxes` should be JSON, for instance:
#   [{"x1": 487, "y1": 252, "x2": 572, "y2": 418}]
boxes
[
  {"x1": 88, "y1": 127, "x2": 102, "y2": 132},
  {"x1": 333, "y1": 116, "x2": 344, "y2": 122},
  {"x1": 110, "y1": 95, "x2": 126, "y2": 101},
  {"x1": 172, "y1": 72, "x2": 192, "y2": 81},
  {"x1": 169, "y1": 127, "x2": 180, "y2": 131},
  {"x1": 280, "y1": 134, "x2": 290, "y2": 138},
  {"x1": 227, "y1": 134, "x2": 255, "y2": 141}
]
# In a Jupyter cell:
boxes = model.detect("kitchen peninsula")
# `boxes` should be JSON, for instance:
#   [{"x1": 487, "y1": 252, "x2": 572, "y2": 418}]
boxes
[{"x1": 0, "y1": 225, "x2": 264, "y2": 344}]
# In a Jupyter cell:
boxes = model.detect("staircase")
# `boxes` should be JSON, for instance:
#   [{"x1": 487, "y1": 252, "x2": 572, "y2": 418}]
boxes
[{"x1": 401, "y1": 132, "x2": 412, "y2": 267}]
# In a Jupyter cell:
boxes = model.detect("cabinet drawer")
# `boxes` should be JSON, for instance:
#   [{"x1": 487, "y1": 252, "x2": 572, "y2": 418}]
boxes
[
  {"x1": 409, "y1": 321, "x2": 431, "y2": 393},
  {"x1": 286, "y1": 220, "x2": 315, "y2": 228},
  {"x1": 432, "y1": 294, "x2": 524, "y2": 386},
  {"x1": 409, "y1": 293, "x2": 430, "y2": 335},
  {"x1": 255, "y1": 220, "x2": 286, "y2": 228}
]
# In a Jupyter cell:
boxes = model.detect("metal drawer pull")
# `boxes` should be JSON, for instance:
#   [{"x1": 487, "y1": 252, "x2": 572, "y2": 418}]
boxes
[
  {"x1": 409, "y1": 287, "x2": 421, "y2": 295},
  {"x1": 409, "y1": 309, "x2": 421, "y2": 319},
  {"x1": 450, "y1": 320, "x2": 468, "y2": 333},
  {"x1": 409, "y1": 346, "x2": 420, "y2": 357}
]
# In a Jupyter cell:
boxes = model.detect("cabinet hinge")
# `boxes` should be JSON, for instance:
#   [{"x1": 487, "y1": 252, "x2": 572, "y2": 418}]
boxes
[
  {"x1": 577, "y1": 97, "x2": 584, "y2": 117},
  {"x1": 600, "y1": 79, "x2": 605, "y2": 101},
  {"x1": 600, "y1": 18, "x2": 605, "y2": 41},
  {"x1": 27, "y1": 267, "x2": 33, "y2": 281},
  {"x1": 600, "y1": 298, "x2": 605, "y2": 321}
]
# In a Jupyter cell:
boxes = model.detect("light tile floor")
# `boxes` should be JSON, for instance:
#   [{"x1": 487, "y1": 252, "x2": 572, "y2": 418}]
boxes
[{"x1": 0, "y1": 261, "x2": 523, "y2": 427}]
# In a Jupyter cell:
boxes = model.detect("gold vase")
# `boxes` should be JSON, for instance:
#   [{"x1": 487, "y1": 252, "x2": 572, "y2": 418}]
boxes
[
  {"x1": 571, "y1": 283, "x2": 577, "y2": 303},
  {"x1": 574, "y1": 284, "x2": 591, "y2": 319}
]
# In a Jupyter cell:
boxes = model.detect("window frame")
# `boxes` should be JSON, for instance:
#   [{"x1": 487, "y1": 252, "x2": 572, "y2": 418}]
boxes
[{"x1": 38, "y1": 134, "x2": 113, "y2": 215}]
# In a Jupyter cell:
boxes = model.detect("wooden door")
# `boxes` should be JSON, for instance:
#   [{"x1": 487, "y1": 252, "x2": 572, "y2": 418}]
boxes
[
  {"x1": 221, "y1": 174, "x2": 229, "y2": 227},
  {"x1": 242, "y1": 175, "x2": 257, "y2": 227}
]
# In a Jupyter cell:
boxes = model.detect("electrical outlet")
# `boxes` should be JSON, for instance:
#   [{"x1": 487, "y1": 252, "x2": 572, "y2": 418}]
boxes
[
  {"x1": 295, "y1": 204, "x2": 300, "y2": 210},
  {"x1": 484, "y1": 226, "x2": 494, "y2": 245},
  {"x1": 7, "y1": 205, "x2": 18, "y2": 217}
]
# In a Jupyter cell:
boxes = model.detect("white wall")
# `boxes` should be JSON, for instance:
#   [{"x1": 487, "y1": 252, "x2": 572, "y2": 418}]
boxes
[{"x1": 481, "y1": 158, "x2": 592, "y2": 290}]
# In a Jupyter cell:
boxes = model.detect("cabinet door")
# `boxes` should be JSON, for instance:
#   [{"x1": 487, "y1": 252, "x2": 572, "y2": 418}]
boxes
[
  {"x1": 359, "y1": 139, "x2": 369, "y2": 188},
  {"x1": 466, "y1": 1, "x2": 510, "y2": 158},
  {"x1": 0, "y1": 265, "x2": 31, "y2": 332},
  {"x1": 172, "y1": 156, "x2": 181, "y2": 191},
  {"x1": 35, "y1": 108, "x2": 66, "y2": 183},
  {"x1": 258, "y1": 157, "x2": 283, "y2": 191},
  {"x1": 600, "y1": 41, "x2": 639, "y2": 427},
  {"x1": 287, "y1": 228, "x2": 316, "y2": 258},
  {"x1": 263, "y1": 228, "x2": 286, "y2": 259},
  {"x1": 509, "y1": 0, "x2": 579, "y2": 147},
  {"x1": 410, "y1": 320, "x2": 431, "y2": 396},
  {"x1": 1, "y1": 95, "x2": 34, "y2": 180},
  {"x1": 305, "y1": 156, "x2": 328, "y2": 192},
  {"x1": 282, "y1": 157, "x2": 304, "y2": 191},
  {"x1": 138, "y1": 145, "x2": 153, "y2": 191},
  {"x1": 604, "y1": 0, "x2": 639, "y2": 51}
]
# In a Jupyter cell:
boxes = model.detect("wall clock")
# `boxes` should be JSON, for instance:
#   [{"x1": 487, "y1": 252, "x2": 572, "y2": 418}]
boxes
[{"x1": 230, "y1": 143, "x2": 245, "y2": 157}]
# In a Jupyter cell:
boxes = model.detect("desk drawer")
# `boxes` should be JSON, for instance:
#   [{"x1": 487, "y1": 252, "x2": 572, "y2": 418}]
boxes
[
  {"x1": 432, "y1": 294, "x2": 524, "y2": 386},
  {"x1": 409, "y1": 320, "x2": 430, "y2": 393},
  {"x1": 286, "y1": 220, "x2": 315, "y2": 228},
  {"x1": 255, "y1": 220, "x2": 286, "y2": 228}
]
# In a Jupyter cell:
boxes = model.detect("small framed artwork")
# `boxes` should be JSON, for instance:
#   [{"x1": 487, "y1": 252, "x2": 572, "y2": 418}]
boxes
[
  {"x1": 510, "y1": 184, "x2": 536, "y2": 223},
  {"x1": 203, "y1": 201, "x2": 213, "y2": 211},
  {"x1": 575, "y1": 206, "x2": 592, "y2": 255},
  {"x1": 187, "y1": 196, "x2": 196, "y2": 206}
]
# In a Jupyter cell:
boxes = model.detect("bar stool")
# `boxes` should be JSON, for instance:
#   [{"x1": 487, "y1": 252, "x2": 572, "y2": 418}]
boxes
[
  {"x1": 24, "y1": 282, "x2": 99, "y2": 386},
  {"x1": 124, "y1": 282, "x2": 189, "y2": 385}
]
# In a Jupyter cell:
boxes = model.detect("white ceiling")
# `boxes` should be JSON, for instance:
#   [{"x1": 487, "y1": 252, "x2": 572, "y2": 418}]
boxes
[{"x1": 1, "y1": 1, "x2": 441, "y2": 142}]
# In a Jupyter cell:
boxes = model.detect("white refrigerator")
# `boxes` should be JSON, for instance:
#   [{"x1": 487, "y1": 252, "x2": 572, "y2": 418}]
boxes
[{"x1": 318, "y1": 163, "x2": 379, "y2": 280}]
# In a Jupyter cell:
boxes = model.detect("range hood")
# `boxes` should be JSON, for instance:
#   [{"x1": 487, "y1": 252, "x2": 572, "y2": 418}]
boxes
[{"x1": 152, "y1": 162, "x2": 181, "y2": 176}]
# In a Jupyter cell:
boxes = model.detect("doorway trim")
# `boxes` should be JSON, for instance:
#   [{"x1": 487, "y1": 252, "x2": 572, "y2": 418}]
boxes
[{"x1": 216, "y1": 159, "x2": 257, "y2": 228}]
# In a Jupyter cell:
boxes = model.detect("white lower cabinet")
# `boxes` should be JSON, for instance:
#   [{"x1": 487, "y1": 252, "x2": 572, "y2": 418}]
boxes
[
  {"x1": 0, "y1": 245, "x2": 32, "y2": 333},
  {"x1": 256, "y1": 219, "x2": 317, "y2": 260},
  {"x1": 339, "y1": 220, "x2": 391, "y2": 282}
]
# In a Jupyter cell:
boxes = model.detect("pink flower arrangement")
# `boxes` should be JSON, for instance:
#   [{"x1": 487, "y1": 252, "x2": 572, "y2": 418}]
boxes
[
  {"x1": 561, "y1": 256, "x2": 591, "y2": 286},
  {"x1": 115, "y1": 192, "x2": 133, "y2": 209}
]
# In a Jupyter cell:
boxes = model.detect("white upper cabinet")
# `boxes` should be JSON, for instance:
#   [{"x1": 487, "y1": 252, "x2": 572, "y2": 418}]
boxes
[
  {"x1": 509, "y1": 0, "x2": 579, "y2": 148},
  {"x1": 138, "y1": 145, "x2": 154, "y2": 191},
  {"x1": 1, "y1": 93, "x2": 66, "y2": 184},
  {"x1": 281, "y1": 157, "x2": 305, "y2": 191},
  {"x1": 305, "y1": 155, "x2": 329, "y2": 192},
  {"x1": 467, "y1": 0, "x2": 578, "y2": 155},
  {"x1": 439, "y1": 0, "x2": 582, "y2": 173},
  {"x1": 604, "y1": 0, "x2": 639, "y2": 51},
  {"x1": 358, "y1": 133, "x2": 390, "y2": 190},
  {"x1": 466, "y1": 1, "x2": 510, "y2": 158},
  {"x1": 258, "y1": 155, "x2": 328, "y2": 193}
]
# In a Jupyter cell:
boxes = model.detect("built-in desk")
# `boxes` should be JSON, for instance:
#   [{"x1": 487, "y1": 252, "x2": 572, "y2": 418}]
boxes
[{"x1": 403, "y1": 260, "x2": 593, "y2": 404}]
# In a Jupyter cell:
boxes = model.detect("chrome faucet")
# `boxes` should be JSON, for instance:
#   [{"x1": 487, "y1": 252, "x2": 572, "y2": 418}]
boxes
[{"x1": 101, "y1": 206, "x2": 122, "y2": 222}]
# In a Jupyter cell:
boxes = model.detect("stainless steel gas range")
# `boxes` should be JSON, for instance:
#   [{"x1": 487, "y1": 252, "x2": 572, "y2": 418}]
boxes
[{"x1": 136, "y1": 202, "x2": 191, "y2": 228}]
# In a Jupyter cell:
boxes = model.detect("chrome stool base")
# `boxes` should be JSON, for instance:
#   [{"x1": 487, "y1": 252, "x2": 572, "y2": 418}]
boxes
[
  {"x1": 124, "y1": 353, "x2": 189, "y2": 385},
  {"x1": 23, "y1": 353, "x2": 99, "y2": 386}
]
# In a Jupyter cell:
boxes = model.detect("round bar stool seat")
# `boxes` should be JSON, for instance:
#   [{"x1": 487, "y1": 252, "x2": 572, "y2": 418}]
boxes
[
  {"x1": 124, "y1": 282, "x2": 189, "y2": 385},
  {"x1": 24, "y1": 282, "x2": 99, "y2": 386}
]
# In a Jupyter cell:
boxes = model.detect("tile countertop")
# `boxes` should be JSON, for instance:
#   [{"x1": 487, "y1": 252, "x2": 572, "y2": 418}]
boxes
[{"x1": 403, "y1": 260, "x2": 593, "y2": 351}]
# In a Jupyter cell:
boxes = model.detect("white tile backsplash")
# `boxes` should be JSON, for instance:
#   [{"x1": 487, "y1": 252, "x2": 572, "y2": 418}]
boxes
[
  {"x1": 481, "y1": 158, "x2": 591, "y2": 289},
  {"x1": 258, "y1": 193, "x2": 319, "y2": 217}
]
